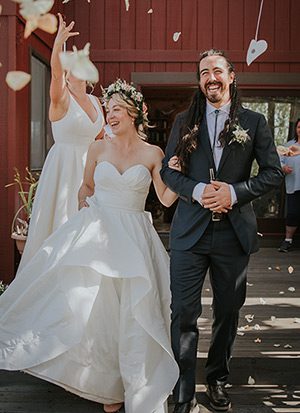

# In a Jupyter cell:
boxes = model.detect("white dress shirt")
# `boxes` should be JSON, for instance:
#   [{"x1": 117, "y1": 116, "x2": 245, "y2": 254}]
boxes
[{"x1": 192, "y1": 101, "x2": 237, "y2": 205}]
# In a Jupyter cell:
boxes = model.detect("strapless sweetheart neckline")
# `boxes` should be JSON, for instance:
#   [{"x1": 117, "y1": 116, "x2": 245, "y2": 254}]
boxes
[{"x1": 96, "y1": 160, "x2": 152, "y2": 178}]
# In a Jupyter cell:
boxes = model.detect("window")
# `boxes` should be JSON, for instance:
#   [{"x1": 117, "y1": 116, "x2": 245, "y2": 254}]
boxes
[
  {"x1": 241, "y1": 96, "x2": 300, "y2": 219},
  {"x1": 30, "y1": 54, "x2": 53, "y2": 171}
]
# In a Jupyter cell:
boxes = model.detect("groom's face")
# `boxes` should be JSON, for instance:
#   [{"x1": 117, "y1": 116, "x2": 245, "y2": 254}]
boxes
[{"x1": 198, "y1": 55, "x2": 235, "y2": 107}]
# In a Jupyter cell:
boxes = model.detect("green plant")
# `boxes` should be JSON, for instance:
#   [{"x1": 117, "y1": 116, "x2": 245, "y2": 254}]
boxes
[
  {"x1": 6, "y1": 167, "x2": 39, "y2": 237},
  {"x1": 0, "y1": 281, "x2": 8, "y2": 295}
]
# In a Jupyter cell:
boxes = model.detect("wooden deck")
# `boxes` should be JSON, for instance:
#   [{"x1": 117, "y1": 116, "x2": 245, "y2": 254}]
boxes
[{"x1": 1, "y1": 248, "x2": 300, "y2": 413}]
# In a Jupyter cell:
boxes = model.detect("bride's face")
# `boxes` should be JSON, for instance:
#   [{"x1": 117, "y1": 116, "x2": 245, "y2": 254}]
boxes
[{"x1": 106, "y1": 96, "x2": 135, "y2": 136}]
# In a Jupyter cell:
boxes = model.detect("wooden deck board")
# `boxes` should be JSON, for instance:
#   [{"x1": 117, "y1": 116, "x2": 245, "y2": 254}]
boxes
[{"x1": 0, "y1": 248, "x2": 299, "y2": 412}]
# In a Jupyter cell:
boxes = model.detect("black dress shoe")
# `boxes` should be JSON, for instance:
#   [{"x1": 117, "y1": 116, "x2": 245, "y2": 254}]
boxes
[
  {"x1": 206, "y1": 384, "x2": 231, "y2": 411},
  {"x1": 173, "y1": 396, "x2": 199, "y2": 413}
]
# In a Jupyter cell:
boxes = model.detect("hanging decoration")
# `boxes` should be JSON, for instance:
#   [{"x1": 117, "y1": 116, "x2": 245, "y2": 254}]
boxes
[{"x1": 246, "y1": 0, "x2": 268, "y2": 66}]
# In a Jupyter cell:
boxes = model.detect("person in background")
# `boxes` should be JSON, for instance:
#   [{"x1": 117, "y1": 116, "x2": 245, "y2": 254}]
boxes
[
  {"x1": 278, "y1": 118, "x2": 300, "y2": 252},
  {"x1": 18, "y1": 14, "x2": 104, "y2": 271}
]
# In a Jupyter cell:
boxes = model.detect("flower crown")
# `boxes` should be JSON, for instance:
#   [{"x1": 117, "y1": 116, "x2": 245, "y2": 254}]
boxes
[{"x1": 102, "y1": 79, "x2": 145, "y2": 115}]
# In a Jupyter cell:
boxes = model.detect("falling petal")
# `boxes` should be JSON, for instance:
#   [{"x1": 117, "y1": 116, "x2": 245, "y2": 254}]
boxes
[
  {"x1": 294, "y1": 318, "x2": 300, "y2": 324},
  {"x1": 247, "y1": 282, "x2": 254, "y2": 286},
  {"x1": 284, "y1": 344, "x2": 292, "y2": 349},
  {"x1": 268, "y1": 266, "x2": 272, "y2": 270},
  {"x1": 173, "y1": 32, "x2": 181, "y2": 42},
  {"x1": 124, "y1": 0, "x2": 129, "y2": 11},
  {"x1": 270, "y1": 316, "x2": 276, "y2": 322},
  {"x1": 248, "y1": 376, "x2": 255, "y2": 385},
  {"x1": 6, "y1": 71, "x2": 31, "y2": 91},
  {"x1": 257, "y1": 232, "x2": 263, "y2": 237},
  {"x1": 245, "y1": 314, "x2": 254, "y2": 323},
  {"x1": 254, "y1": 338, "x2": 261, "y2": 343},
  {"x1": 279, "y1": 291, "x2": 284, "y2": 295},
  {"x1": 273, "y1": 344, "x2": 281, "y2": 348},
  {"x1": 14, "y1": 0, "x2": 54, "y2": 20},
  {"x1": 224, "y1": 383, "x2": 232, "y2": 388},
  {"x1": 37, "y1": 13, "x2": 57, "y2": 34},
  {"x1": 260, "y1": 298, "x2": 266, "y2": 305},
  {"x1": 59, "y1": 43, "x2": 99, "y2": 83},
  {"x1": 237, "y1": 331, "x2": 245, "y2": 336},
  {"x1": 288, "y1": 266, "x2": 294, "y2": 274},
  {"x1": 205, "y1": 288, "x2": 210, "y2": 292},
  {"x1": 147, "y1": 8, "x2": 153, "y2": 14},
  {"x1": 275, "y1": 266, "x2": 281, "y2": 271},
  {"x1": 62, "y1": 0, "x2": 71, "y2": 2},
  {"x1": 24, "y1": 17, "x2": 38, "y2": 38},
  {"x1": 254, "y1": 324, "x2": 261, "y2": 330},
  {"x1": 288, "y1": 287, "x2": 296, "y2": 292}
]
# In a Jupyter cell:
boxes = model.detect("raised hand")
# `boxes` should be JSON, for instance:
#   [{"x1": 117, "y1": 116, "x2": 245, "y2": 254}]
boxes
[{"x1": 54, "y1": 13, "x2": 79, "y2": 48}]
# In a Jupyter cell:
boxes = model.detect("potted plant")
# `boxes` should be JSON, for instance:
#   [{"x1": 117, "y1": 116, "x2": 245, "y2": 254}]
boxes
[
  {"x1": 0, "y1": 280, "x2": 8, "y2": 295},
  {"x1": 6, "y1": 167, "x2": 39, "y2": 254}
]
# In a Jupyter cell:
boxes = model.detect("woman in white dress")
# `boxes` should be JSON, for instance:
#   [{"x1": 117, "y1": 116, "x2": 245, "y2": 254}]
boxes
[
  {"x1": 18, "y1": 14, "x2": 104, "y2": 270},
  {"x1": 0, "y1": 80, "x2": 179, "y2": 413}
]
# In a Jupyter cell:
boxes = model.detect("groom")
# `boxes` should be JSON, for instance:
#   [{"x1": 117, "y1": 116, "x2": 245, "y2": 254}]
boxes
[{"x1": 161, "y1": 49, "x2": 283, "y2": 413}]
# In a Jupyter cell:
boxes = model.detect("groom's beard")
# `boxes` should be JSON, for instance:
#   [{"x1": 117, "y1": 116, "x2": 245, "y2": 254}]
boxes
[{"x1": 203, "y1": 81, "x2": 225, "y2": 104}]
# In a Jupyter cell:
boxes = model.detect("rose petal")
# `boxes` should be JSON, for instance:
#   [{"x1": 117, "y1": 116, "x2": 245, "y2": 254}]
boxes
[
  {"x1": 60, "y1": 43, "x2": 99, "y2": 83},
  {"x1": 248, "y1": 376, "x2": 255, "y2": 385},
  {"x1": 294, "y1": 318, "x2": 300, "y2": 324},
  {"x1": 124, "y1": 0, "x2": 129, "y2": 11},
  {"x1": 254, "y1": 338, "x2": 261, "y2": 343},
  {"x1": 284, "y1": 344, "x2": 292, "y2": 349},
  {"x1": 270, "y1": 316, "x2": 276, "y2": 322},
  {"x1": 275, "y1": 266, "x2": 281, "y2": 271},
  {"x1": 260, "y1": 298, "x2": 266, "y2": 305},
  {"x1": 147, "y1": 8, "x2": 153, "y2": 14},
  {"x1": 288, "y1": 287, "x2": 296, "y2": 292},
  {"x1": 279, "y1": 291, "x2": 284, "y2": 295},
  {"x1": 37, "y1": 13, "x2": 57, "y2": 34},
  {"x1": 268, "y1": 267, "x2": 272, "y2": 270},
  {"x1": 247, "y1": 282, "x2": 254, "y2": 286},
  {"x1": 273, "y1": 344, "x2": 280, "y2": 348},
  {"x1": 237, "y1": 331, "x2": 245, "y2": 336},
  {"x1": 173, "y1": 32, "x2": 181, "y2": 42},
  {"x1": 288, "y1": 266, "x2": 294, "y2": 274},
  {"x1": 24, "y1": 18, "x2": 38, "y2": 38},
  {"x1": 254, "y1": 324, "x2": 261, "y2": 330},
  {"x1": 6, "y1": 71, "x2": 31, "y2": 91}
]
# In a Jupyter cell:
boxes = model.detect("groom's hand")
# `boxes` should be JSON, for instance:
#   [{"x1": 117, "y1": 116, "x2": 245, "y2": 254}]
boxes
[{"x1": 202, "y1": 181, "x2": 232, "y2": 212}]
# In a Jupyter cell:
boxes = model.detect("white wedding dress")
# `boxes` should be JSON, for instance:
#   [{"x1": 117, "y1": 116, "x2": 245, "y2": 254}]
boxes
[
  {"x1": 18, "y1": 93, "x2": 104, "y2": 271},
  {"x1": 0, "y1": 161, "x2": 179, "y2": 413}
]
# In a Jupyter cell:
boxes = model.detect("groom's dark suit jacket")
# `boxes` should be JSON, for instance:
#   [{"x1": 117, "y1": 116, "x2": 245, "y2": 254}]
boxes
[{"x1": 161, "y1": 106, "x2": 284, "y2": 255}]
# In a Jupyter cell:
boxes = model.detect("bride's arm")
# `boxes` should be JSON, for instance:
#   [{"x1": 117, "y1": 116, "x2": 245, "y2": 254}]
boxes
[
  {"x1": 78, "y1": 142, "x2": 98, "y2": 209},
  {"x1": 151, "y1": 148, "x2": 178, "y2": 207}
]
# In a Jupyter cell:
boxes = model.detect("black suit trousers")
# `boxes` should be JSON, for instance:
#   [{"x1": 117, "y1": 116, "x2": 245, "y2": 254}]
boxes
[{"x1": 170, "y1": 218, "x2": 250, "y2": 403}]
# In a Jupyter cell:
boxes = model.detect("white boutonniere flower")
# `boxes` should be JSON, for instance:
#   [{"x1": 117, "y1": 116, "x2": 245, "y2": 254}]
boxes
[{"x1": 228, "y1": 124, "x2": 250, "y2": 146}]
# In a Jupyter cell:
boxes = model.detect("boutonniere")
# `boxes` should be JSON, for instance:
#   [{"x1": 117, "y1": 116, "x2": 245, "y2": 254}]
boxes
[{"x1": 228, "y1": 124, "x2": 250, "y2": 146}]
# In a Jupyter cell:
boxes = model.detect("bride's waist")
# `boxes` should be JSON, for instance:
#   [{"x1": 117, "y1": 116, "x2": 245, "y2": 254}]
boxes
[{"x1": 89, "y1": 191, "x2": 146, "y2": 213}]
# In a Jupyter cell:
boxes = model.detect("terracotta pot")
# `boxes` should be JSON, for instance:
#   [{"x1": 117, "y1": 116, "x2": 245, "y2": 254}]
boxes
[{"x1": 11, "y1": 233, "x2": 27, "y2": 254}]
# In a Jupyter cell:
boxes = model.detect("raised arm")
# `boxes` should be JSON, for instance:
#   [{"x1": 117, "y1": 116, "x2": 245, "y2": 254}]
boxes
[
  {"x1": 160, "y1": 113, "x2": 199, "y2": 203},
  {"x1": 49, "y1": 14, "x2": 79, "y2": 120}
]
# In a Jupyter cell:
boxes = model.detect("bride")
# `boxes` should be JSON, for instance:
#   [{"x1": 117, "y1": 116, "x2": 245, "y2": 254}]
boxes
[{"x1": 0, "y1": 79, "x2": 179, "y2": 413}]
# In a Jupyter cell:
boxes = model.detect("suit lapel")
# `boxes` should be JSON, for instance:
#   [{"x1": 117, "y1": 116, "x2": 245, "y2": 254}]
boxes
[{"x1": 217, "y1": 106, "x2": 248, "y2": 175}]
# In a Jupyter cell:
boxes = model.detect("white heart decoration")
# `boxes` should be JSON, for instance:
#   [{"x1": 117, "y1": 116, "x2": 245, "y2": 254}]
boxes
[{"x1": 246, "y1": 38, "x2": 268, "y2": 66}]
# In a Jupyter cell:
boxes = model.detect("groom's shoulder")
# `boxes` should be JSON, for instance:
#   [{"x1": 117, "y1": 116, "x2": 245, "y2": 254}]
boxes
[{"x1": 239, "y1": 105, "x2": 265, "y2": 121}]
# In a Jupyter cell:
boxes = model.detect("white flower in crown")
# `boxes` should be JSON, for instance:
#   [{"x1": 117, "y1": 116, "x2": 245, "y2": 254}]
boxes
[
  {"x1": 102, "y1": 79, "x2": 145, "y2": 114},
  {"x1": 228, "y1": 124, "x2": 250, "y2": 146}
]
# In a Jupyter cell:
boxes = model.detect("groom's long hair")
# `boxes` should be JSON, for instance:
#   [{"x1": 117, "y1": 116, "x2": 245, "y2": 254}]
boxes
[{"x1": 175, "y1": 49, "x2": 240, "y2": 174}]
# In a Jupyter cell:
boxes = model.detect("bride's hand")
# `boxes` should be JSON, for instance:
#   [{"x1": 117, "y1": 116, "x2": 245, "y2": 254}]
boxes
[
  {"x1": 78, "y1": 199, "x2": 89, "y2": 210},
  {"x1": 168, "y1": 156, "x2": 182, "y2": 171}
]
